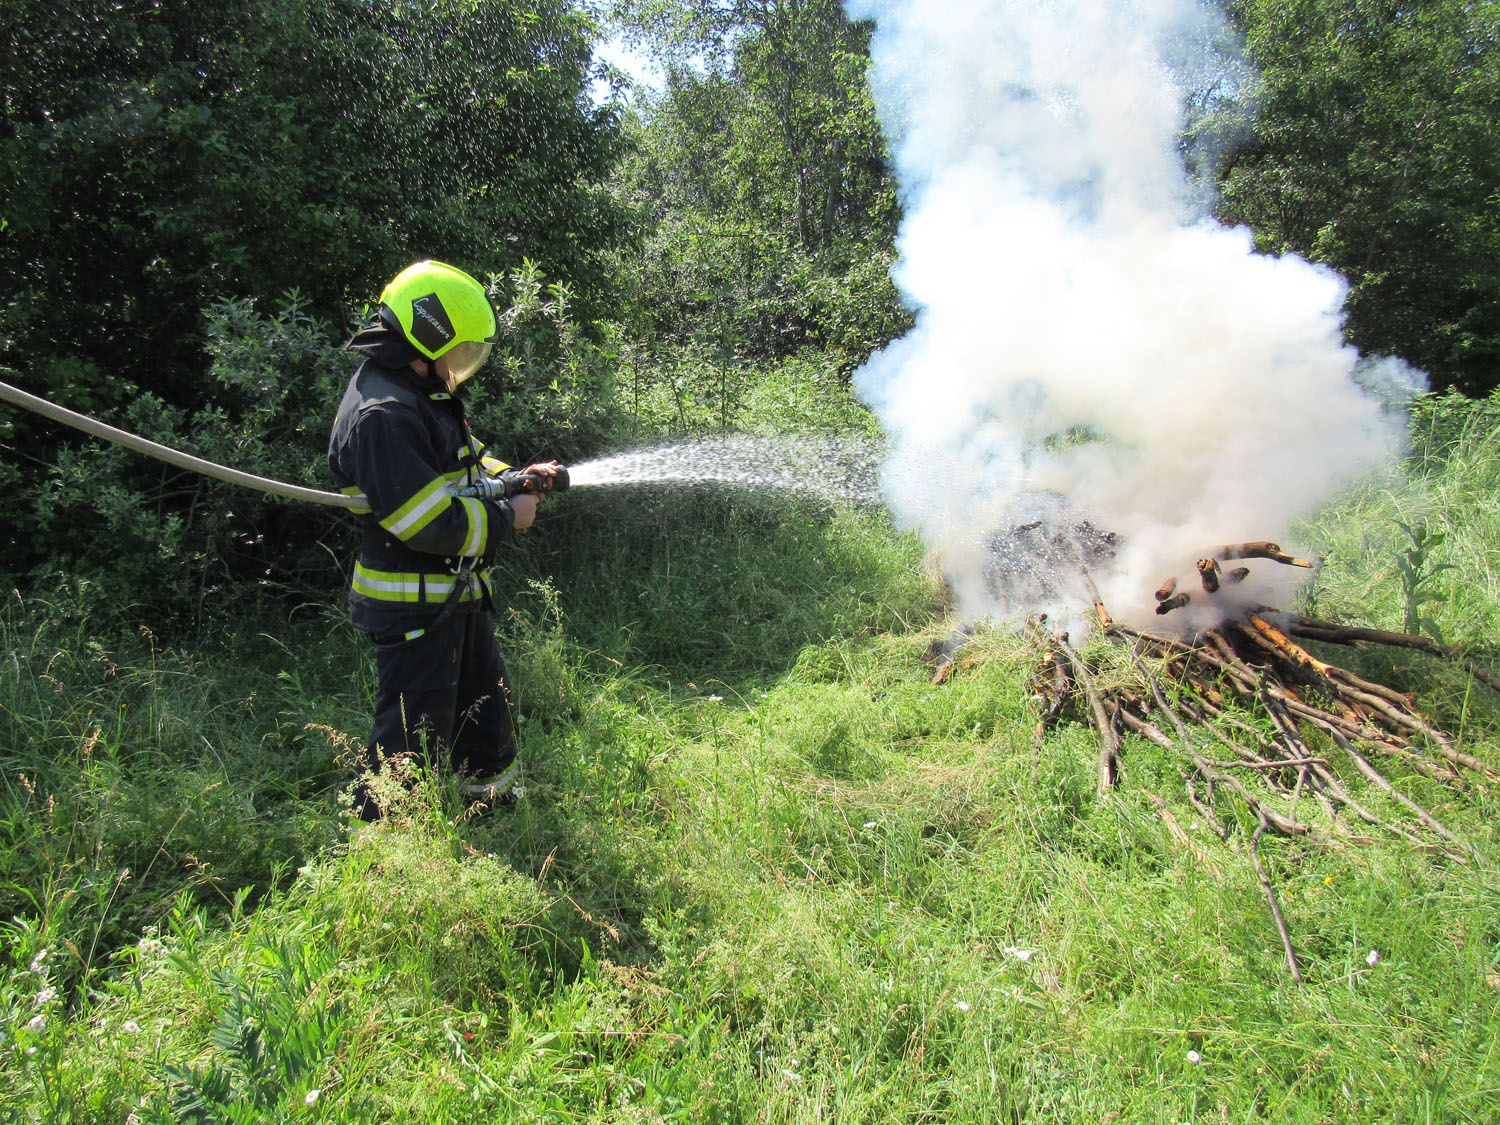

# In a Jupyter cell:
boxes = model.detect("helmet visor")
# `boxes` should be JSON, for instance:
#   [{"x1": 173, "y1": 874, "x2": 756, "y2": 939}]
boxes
[{"x1": 441, "y1": 340, "x2": 493, "y2": 387}]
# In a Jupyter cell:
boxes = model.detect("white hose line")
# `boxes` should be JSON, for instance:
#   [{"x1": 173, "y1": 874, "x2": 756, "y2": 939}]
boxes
[{"x1": 0, "y1": 377, "x2": 367, "y2": 510}]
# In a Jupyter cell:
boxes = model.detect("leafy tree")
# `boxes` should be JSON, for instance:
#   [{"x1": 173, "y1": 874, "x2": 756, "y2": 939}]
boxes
[
  {"x1": 609, "y1": 0, "x2": 907, "y2": 372},
  {"x1": 1216, "y1": 0, "x2": 1500, "y2": 394},
  {"x1": 0, "y1": 0, "x2": 634, "y2": 613},
  {"x1": 0, "y1": 0, "x2": 629, "y2": 405}
]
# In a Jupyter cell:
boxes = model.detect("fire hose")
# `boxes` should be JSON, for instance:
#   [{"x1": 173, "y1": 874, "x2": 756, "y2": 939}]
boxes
[{"x1": 0, "y1": 376, "x2": 568, "y2": 506}]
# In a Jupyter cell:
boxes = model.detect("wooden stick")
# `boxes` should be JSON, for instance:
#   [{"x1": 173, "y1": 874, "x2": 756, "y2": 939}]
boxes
[
  {"x1": 1217, "y1": 541, "x2": 1314, "y2": 568},
  {"x1": 1290, "y1": 617, "x2": 1500, "y2": 693},
  {"x1": 1143, "y1": 672, "x2": 1309, "y2": 837},
  {"x1": 1197, "y1": 558, "x2": 1221, "y2": 594},
  {"x1": 1061, "y1": 637, "x2": 1121, "y2": 795},
  {"x1": 1260, "y1": 692, "x2": 1323, "y2": 803},
  {"x1": 1322, "y1": 727, "x2": 1476, "y2": 856},
  {"x1": 1142, "y1": 787, "x2": 1224, "y2": 877},
  {"x1": 1081, "y1": 570, "x2": 1112, "y2": 631},
  {"x1": 1031, "y1": 644, "x2": 1072, "y2": 735},
  {"x1": 1156, "y1": 592, "x2": 1191, "y2": 615},
  {"x1": 1263, "y1": 700, "x2": 1440, "y2": 852},
  {"x1": 1183, "y1": 773, "x2": 1229, "y2": 840},
  {"x1": 1326, "y1": 665, "x2": 1415, "y2": 709},
  {"x1": 1291, "y1": 705, "x2": 1453, "y2": 783},
  {"x1": 1118, "y1": 706, "x2": 1174, "y2": 750},
  {"x1": 1245, "y1": 612, "x2": 1336, "y2": 679},
  {"x1": 1203, "y1": 756, "x2": 1328, "y2": 771},
  {"x1": 1250, "y1": 816, "x2": 1303, "y2": 983},
  {"x1": 1327, "y1": 681, "x2": 1488, "y2": 775}
]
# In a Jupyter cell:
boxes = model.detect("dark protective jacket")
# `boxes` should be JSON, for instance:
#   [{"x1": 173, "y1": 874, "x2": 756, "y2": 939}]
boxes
[{"x1": 328, "y1": 327, "x2": 518, "y2": 637}]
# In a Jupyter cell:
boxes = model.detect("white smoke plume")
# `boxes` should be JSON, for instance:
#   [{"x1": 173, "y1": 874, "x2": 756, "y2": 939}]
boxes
[{"x1": 847, "y1": 0, "x2": 1423, "y2": 631}]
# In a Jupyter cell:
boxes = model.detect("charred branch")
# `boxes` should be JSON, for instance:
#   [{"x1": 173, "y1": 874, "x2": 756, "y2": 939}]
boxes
[
  {"x1": 1216, "y1": 541, "x2": 1314, "y2": 568},
  {"x1": 1156, "y1": 592, "x2": 1191, "y2": 615},
  {"x1": 1290, "y1": 616, "x2": 1500, "y2": 694}
]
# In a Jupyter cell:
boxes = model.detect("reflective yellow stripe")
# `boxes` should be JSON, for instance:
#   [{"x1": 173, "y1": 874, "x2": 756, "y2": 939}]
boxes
[
  {"x1": 340, "y1": 485, "x2": 372, "y2": 514},
  {"x1": 380, "y1": 476, "x2": 451, "y2": 539},
  {"x1": 458, "y1": 496, "x2": 487, "y2": 557},
  {"x1": 470, "y1": 436, "x2": 510, "y2": 476},
  {"x1": 351, "y1": 563, "x2": 485, "y2": 603}
]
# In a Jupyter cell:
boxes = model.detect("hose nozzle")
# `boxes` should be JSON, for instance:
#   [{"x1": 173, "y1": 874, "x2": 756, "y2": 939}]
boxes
[
  {"x1": 456, "y1": 464, "x2": 569, "y2": 502},
  {"x1": 511, "y1": 464, "x2": 569, "y2": 495}
]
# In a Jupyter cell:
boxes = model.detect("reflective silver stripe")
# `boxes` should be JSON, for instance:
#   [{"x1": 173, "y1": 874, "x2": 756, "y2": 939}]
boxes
[
  {"x1": 463, "y1": 758, "x2": 520, "y2": 797},
  {"x1": 489, "y1": 759, "x2": 520, "y2": 792}
]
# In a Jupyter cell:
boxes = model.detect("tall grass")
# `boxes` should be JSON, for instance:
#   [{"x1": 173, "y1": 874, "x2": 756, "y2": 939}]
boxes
[
  {"x1": 1298, "y1": 388, "x2": 1500, "y2": 649},
  {"x1": 2, "y1": 378, "x2": 1498, "y2": 1121}
]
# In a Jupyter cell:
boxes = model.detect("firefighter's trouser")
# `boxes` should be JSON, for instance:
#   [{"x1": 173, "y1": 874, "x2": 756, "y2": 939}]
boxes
[{"x1": 355, "y1": 609, "x2": 517, "y2": 816}]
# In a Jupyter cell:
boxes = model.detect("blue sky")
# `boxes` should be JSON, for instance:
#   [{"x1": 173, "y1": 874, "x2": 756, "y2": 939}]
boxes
[{"x1": 591, "y1": 34, "x2": 665, "y2": 102}]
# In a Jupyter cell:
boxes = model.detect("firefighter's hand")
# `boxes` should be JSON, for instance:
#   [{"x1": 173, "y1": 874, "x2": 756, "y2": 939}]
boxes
[
  {"x1": 521, "y1": 460, "x2": 561, "y2": 480},
  {"x1": 511, "y1": 492, "x2": 539, "y2": 532}
]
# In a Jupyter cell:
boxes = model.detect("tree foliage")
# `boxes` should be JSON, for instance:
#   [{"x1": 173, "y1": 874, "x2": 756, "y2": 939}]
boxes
[
  {"x1": 0, "y1": 0, "x2": 633, "y2": 616},
  {"x1": 0, "y1": 0, "x2": 629, "y2": 405},
  {"x1": 1216, "y1": 0, "x2": 1500, "y2": 394},
  {"x1": 609, "y1": 0, "x2": 908, "y2": 373}
]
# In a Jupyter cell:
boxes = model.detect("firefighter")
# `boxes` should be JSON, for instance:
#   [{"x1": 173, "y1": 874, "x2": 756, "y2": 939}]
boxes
[{"x1": 328, "y1": 260, "x2": 557, "y2": 820}]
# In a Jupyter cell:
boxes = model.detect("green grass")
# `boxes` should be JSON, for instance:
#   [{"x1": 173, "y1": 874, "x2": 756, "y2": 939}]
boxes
[{"x1": 2, "y1": 384, "x2": 1499, "y2": 1122}]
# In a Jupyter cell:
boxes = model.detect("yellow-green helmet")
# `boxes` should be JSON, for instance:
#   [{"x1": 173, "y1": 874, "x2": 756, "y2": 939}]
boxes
[{"x1": 379, "y1": 260, "x2": 500, "y2": 386}]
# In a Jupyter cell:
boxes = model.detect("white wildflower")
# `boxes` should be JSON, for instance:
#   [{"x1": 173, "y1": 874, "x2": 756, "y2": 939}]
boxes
[
  {"x1": 1002, "y1": 946, "x2": 1036, "y2": 962},
  {"x1": 304, "y1": 1089, "x2": 321, "y2": 1106},
  {"x1": 27, "y1": 1014, "x2": 46, "y2": 1032},
  {"x1": 1366, "y1": 949, "x2": 1380, "y2": 967},
  {"x1": 863, "y1": 821, "x2": 878, "y2": 829},
  {"x1": 33, "y1": 987, "x2": 57, "y2": 1007},
  {"x1": 121, "y1": 1020, "x2": 140, "y2": 1035},
  {"x1": 1187, "y1": 1050, "x2": 1202, "y2": 1064},
  {"x1": 780, "y1": 1069, "x2": 801, "y2": 1083},
  {"x1": 953, "y1": 999, "x2": 971, "y2": 1012},
  {"x1": 25, "y1": 1046, "x2": 37, "y2": 1057},
  {"x1": 29, "y1": 949, "x2": 48, "y2": 973}
]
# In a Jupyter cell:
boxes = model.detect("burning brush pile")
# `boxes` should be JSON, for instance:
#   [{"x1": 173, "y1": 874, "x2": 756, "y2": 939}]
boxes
[{"x1": 934, "y1": 536, "x2": 1499, "y2": 981}]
